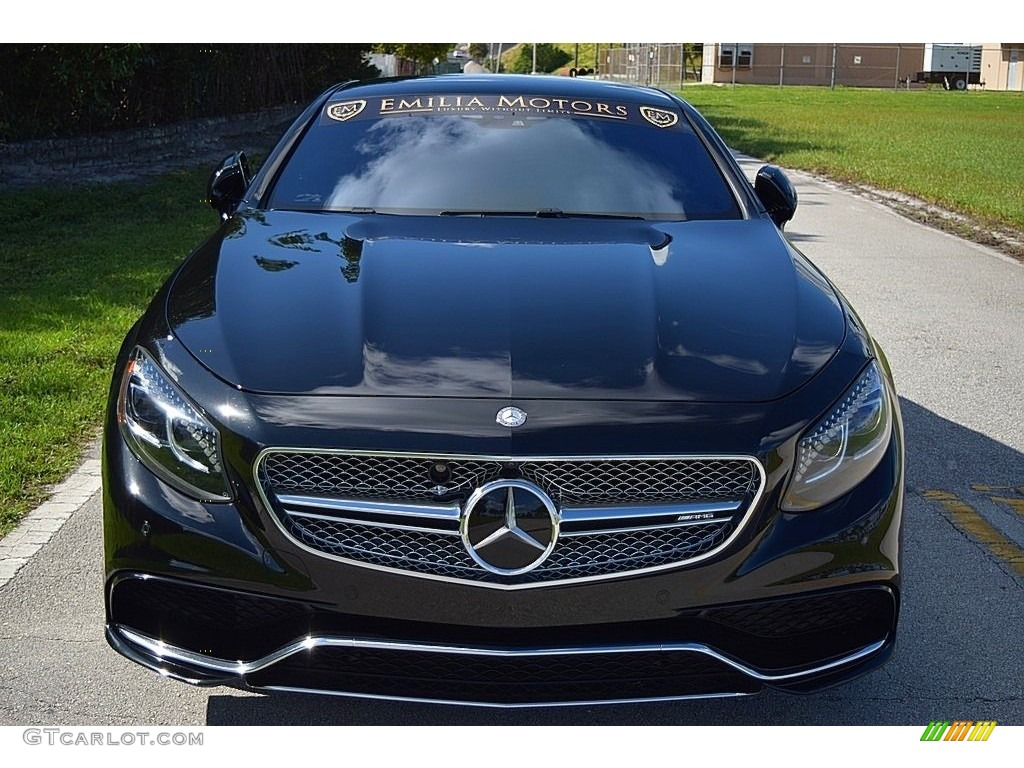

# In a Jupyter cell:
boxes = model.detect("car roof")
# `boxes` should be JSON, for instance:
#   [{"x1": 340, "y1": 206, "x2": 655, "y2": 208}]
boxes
[{"x1": 334, "y1": 74, "x2": 680, "y2": 107}]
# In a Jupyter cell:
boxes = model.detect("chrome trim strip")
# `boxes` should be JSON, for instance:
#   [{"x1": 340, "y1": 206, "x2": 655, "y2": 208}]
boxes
[
  {"x1": 258, "y1": 448, "x2": 768, "y2": 463},
  {"x1": 558, "y1": 517, "x2": 735, "y2": 538},
  {"x1": 287, "y1": 510, "x2": 734, "y2": 539},
  {"x1": 256, "y1": 686, "x2": 754, "y2": 709},
  {"x1": 283, "y1": 496, "x2": 740, "y2": 538},
  {"x1": 114, "y1": 624, "x2": 886, "y2": 684},
  {"x1": 277, "y1": 494, "x2": 461, "y2": 520},
  {"x1": 285, "y1": 510, "x2": 461, "y2": 536},
  {"x1": 254, "y1": 449, "x2": 767, "y2": 591},
  {"x1": 110, "y1": 622, "x2": 752, "y2": 706},
  {"x1": 105, "y1": 624, "x2": 212, "y2": 687},
  {"x1": 118, "y1": 626, "x2": 258, "y2": 674},
  {"x1": 560, "y1": 499, "x2": 742, "y2": 522}
]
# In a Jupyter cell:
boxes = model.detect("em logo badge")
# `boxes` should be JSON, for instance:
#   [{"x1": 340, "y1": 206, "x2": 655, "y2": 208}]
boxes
[
  {"x1": 920, "y1": 721, "x2": 997, "y2": 741},
  {"x1": 326, "y1": 100, "x2": 367, "y2": 122},
  {"x1": 639, "y1": 106, "x2": 679, "y2": 129}
]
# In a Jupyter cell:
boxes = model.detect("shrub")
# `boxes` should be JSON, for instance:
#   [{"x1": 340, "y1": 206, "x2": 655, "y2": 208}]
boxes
[{"x1": 508, "y1": 44, "x2": 572, "y2": 74}]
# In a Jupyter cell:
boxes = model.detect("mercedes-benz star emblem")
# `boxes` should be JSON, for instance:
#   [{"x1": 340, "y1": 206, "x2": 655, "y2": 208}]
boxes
[
  {"x1": 461, "y1": 480, "x2": 558, "y2": 575},
  {"x1": 496, "y1": 406, "x2": 527, "y2": 428}
]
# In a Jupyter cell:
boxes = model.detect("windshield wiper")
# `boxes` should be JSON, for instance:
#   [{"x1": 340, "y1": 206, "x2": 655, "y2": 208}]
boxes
[
  {"x1": 439, "y1": 210, "x2": 537, "y2": 217},
  {"x1": 329, "y1": 206, "x2": 378, "y2": 214},
  {"x1": 552, "y1": 211, "x2": 646, "y2": 220},
  {"x1": 439, "y1": 209, "x2": 645, "y2": 220}
]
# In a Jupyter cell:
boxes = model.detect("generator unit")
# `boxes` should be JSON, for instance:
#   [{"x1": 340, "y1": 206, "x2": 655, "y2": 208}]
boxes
[{"x1": 914, "y1": 44, "x2": 983, "y2": 90}]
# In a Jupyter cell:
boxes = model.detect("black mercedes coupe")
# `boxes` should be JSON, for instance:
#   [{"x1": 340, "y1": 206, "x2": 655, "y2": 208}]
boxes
[{"x1": 103, "y1": 74, "x2": 904, "y2": 707}]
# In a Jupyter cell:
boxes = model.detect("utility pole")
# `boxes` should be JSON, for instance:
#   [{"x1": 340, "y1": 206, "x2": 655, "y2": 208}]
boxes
[
  {"x1": 830, "y1": 43, "x2": 837, "y2": 90},
  {"x1": 575, "y1": 43, "x2": 579, "y2": 71},
  {"x1": 532, "y1": 43, "x2": 537, "y2": 74}
]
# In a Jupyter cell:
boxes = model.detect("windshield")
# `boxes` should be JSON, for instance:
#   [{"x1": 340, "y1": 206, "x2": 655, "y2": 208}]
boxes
[{"x1": 267, "y1": 92, "x2": 742, "y2": 222}]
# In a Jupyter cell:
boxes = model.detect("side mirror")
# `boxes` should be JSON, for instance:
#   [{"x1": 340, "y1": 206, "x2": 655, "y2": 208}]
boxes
[
  {"x1": 208, "y1": 151, "x2": 251, "y2": 219},
  {"x1": 754, "y1": 165, "x2": 798, "y2": 229}
]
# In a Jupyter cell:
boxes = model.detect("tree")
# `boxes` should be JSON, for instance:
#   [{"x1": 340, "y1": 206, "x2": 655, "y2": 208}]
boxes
[
  {"x1": 373, "y1": 43, "x2": 453, "y2": 74},
  {"x1": 508, "y1": 44, "x2": 571, "y2": 75},
  {"x1": 0, "y1": 44, "x2": 378, "y2": 142}
]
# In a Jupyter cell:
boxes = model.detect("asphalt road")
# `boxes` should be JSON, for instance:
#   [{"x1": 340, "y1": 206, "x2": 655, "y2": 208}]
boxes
[{"x1": 1, "y1": 157, "x2": 1022, "y2": 726}]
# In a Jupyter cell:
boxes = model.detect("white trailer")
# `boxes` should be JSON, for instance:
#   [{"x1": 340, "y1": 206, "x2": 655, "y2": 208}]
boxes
[{"x1": 914, "y1": 44, "x2": 983, "y2": 90}]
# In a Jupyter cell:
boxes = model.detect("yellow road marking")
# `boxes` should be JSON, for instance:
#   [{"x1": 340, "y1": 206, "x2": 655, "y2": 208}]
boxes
[
  {"x1": 922, "y1": 490, "x2": 1024, "y2": 575},
  {"x1": 970, "y1": 483, "x2": 1024, "y2": 496},
  {"x1": 989, "y1": 497, "x2": 1024, "y2": 518}
]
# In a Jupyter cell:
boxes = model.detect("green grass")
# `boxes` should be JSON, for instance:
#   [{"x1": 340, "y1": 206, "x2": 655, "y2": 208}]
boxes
[
  {"x1": 0, "y1": 169, "x2": 219, "y2": 538},
  {"x1": 678, "y1": 85, "x2": 1024, "y2": 231}
]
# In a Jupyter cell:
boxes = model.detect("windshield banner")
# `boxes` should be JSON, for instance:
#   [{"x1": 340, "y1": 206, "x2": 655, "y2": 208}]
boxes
[{"x1": 321, "y1": 94, "x2": 681, "y2": 130}]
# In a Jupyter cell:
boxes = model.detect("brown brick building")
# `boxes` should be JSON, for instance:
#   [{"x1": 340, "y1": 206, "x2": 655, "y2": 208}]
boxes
[{"x1": 701, "y1": 44, "x2": 1023, "y2": 90}]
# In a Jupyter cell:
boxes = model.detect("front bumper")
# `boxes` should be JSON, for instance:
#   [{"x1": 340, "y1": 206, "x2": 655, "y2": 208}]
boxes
[
  {"x1": 106, "y1": 573, "x2": 897, "y2": 706},
  {"x1": 103, "y1": 377, "x2": 903, "y2": 707}
]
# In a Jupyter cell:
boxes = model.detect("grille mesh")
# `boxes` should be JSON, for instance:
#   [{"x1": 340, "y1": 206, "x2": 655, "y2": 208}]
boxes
[
  {"x1": 262, "y1": 452, "x2": 503, "y2": 501},
  {"x1": 520, "y1": 459, "x2": 755, "y2": 505},
  {"x1": 704, "y1": 591, "x2": 887, "y2": 638},
  {"x1": 259, "y1": 452, "x2": 761, "y2": 584},
  {"x1": 286, "y1": 516, "x2": 732, "y2": 583},
  {"x1": 539, "y1": 524, "x2": 731, "y2": 578},
  {"x1": 291, "y1": 518, "x2": 478, "y2": 579}
]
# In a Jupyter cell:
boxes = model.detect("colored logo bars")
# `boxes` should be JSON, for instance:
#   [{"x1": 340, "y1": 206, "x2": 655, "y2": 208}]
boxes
[{"x1": 920, "y1": 721, "x2": 997, "y2": 741}]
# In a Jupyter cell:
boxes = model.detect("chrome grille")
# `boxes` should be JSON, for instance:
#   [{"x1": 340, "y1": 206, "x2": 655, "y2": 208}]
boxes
[{"x1": 257, "y1": 451, "x2": 764, "y2": 588}]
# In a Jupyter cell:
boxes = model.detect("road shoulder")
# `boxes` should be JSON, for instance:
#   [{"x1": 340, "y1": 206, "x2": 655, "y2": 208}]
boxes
[{"x1": 0, "y1": 440, "x2": 101, "y2": 588}]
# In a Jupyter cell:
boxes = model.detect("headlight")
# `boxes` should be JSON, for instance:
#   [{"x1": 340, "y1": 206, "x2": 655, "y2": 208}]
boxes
[
  {"x1": 117, "y1": 347, "x2": 231, "y2": 501},
  {"x1": 782, "y1": 361, "x2": 892, "y2": 512}
]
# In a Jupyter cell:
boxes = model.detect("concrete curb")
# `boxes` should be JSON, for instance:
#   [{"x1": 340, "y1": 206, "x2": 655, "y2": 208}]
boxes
[{"x1": 0, "y1": 447, "x2": 102, "y2": 588}]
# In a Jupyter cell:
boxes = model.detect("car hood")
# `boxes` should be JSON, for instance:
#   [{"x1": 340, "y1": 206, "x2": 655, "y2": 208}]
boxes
[{"x1": 167, "y1": 210, "x2": 845, "y2": 402}]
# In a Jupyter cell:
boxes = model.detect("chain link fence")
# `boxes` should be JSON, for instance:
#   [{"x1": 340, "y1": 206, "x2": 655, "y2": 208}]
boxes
[
  {"x1": 601, "y1": 44, "x2": 700, "y2": 89},
  {"x1": 599, "y1": 44, "x2": 1024, "y2": 92}
]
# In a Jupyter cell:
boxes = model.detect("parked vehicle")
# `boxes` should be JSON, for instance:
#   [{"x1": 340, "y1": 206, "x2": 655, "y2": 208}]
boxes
[{"x1": 104, "y1": 74, "x2": 904, "y2": 707}]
